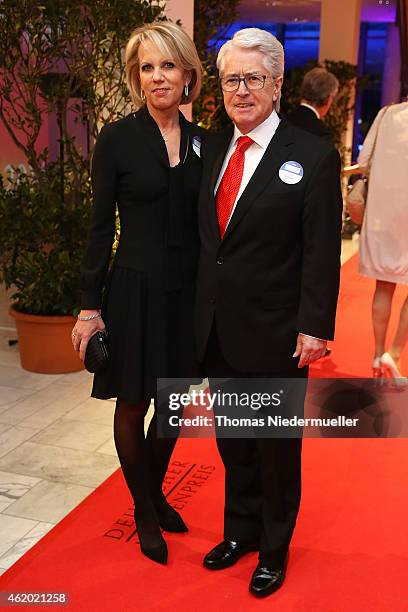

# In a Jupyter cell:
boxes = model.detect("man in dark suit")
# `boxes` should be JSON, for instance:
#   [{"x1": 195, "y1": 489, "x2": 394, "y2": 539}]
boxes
[
  {"x1": 195, "y1": 28, "x2": 342, "y2": 597},
  {"x1": 289, "y1": 67, "x2": 338, "y2": 144},
  {"x1": 289, "y1": 66, "x2": 339, "y2": 360}
]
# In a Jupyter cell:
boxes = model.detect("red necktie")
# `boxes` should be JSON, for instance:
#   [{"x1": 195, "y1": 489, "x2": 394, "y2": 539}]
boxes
[{"x1": 216, "y1": 135, "x2": 253, "y2": 239}]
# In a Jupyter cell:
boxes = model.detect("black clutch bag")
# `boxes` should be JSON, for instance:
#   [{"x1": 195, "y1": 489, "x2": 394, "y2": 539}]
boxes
[{"x1": 84, "y1": 331, "x2": 109, "y2": 373}]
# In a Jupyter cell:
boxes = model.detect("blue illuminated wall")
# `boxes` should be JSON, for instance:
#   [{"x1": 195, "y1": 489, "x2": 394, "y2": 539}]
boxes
[
  {"x1": 212, "y1": 23, "x2": 320, "y2": 70},
  {"x1": 355, "y1": 23, "x2": 388, "y2": 155},
  {"x1": 283, "y1": 24, "x2": 320, "y2": 68},
  {"x1": 214, "y1": 22, "x2": 387, "y2": 73},
  {"x1": 213, "y1": 22, "x2": 388, "y2": 156}
]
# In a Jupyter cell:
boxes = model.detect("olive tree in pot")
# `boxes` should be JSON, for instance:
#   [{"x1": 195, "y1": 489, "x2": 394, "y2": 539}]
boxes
[{"x1": 0, "y1": 0, "x2": 164, "y2": 373}]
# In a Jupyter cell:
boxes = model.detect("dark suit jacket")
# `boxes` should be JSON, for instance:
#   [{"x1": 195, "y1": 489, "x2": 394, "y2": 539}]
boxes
[
  {"x1": 289, "y1": 105, "x2": 334, "y2": 144},
  {"x1": 195, "y1": 118, "x2": 342, "y2": 373}
]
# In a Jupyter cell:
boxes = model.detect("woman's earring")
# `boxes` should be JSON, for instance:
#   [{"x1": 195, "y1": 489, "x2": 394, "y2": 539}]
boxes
[
  {"x1": 184, "y1": 83, "x2": 189, "y2": 98},
  {"x1": 141, "y1": 90, "x2": 146, "y2": 102}
]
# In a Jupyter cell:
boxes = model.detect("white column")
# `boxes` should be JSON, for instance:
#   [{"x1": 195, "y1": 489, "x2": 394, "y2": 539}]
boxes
[
  {"x1": 165, "y1": 0, "x2": 195, "y2": 119},
  {"x1": 319, "y1": 0, "x2": 362, "y2": 164},
  {"x1": 319, "y1": 0, "x2": 362, "y2": 63}
]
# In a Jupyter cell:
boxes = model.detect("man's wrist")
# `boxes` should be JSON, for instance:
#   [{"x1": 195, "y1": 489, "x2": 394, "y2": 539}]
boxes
[{"x1": 299, "y1": 332, "x2": 326, "y2": 343}]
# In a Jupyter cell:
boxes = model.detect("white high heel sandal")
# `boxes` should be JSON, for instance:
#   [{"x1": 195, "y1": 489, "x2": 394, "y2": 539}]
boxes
[
  {"x1": 372, "y1": 357, "x2": 383, "y2": 379},
  {"x1": 380, "y1": 352, "x2": 407, "y2": 386}
]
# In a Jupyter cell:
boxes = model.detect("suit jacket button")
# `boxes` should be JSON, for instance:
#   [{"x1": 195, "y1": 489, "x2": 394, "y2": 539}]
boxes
[{"x1": 216, "y1": 257, "x2": 224, "y2": 265}]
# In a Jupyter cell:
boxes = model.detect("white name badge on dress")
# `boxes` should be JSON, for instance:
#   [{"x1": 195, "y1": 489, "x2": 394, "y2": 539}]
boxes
[{"x1": 279, "y1": 161, "x2": 304, "y2": 184}]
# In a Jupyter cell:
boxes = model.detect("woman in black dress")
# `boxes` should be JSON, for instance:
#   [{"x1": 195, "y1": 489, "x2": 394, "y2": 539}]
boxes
[{"x1": 71, "y1": 22, "x2": 204, "y2": 564}]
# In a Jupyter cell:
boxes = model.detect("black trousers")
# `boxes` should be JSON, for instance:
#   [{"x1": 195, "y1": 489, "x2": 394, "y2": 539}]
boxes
[{"x1": 204, "y1": 322, "x2": 306, "y2": 565}]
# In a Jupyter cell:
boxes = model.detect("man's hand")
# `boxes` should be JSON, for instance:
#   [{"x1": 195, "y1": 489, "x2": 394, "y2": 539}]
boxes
[{"x1": 293, "y1": 333, "x2": 327, "y2": 368}]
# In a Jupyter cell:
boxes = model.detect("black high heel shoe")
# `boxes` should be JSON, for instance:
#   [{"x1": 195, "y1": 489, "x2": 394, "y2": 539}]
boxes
[
  {"x1": 157, "y1": 502, "x2": 188, "y2": 533},
  {"x1": 153, "y1": 492, "x2": 188, "y2": 533},
  {"x1": 133, "y1": 510, "x2": 168, "y2": 564}
]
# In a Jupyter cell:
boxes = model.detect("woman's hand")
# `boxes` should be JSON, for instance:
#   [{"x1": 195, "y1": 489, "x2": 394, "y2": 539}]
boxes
[{"x1": 71, "y1": 311, "x2": 106, "y2": 363}]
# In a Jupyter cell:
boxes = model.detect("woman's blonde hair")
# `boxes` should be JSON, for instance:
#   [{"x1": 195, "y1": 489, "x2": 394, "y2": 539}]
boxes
[{"x1": 125, "y1": 21, "x2": 202, "y2": 108}]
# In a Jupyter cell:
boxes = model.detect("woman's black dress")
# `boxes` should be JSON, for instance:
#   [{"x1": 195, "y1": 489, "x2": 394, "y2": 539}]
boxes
[{"x1": 80, "y1": 106, "x2": 205, "y2": 403}]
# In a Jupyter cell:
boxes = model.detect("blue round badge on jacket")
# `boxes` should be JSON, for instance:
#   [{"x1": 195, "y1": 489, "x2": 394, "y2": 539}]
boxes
[{"x1": 279, "y1": 161, "x2": 304, "y2": 185}]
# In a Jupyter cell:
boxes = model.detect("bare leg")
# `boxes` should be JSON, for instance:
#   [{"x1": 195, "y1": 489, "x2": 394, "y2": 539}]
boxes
[
  {"x1": 114, "y1": 398, "x2": 167, "y2": 563},
  {"x1": 388, "y1": 294, "x2": 408, "y2": 373},
  {"x1": 372, "y1": 280, "x2": 396, "y2": 358}
]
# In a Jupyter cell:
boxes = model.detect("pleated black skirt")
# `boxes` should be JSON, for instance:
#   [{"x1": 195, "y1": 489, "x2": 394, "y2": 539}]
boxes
[{"x1": 91, "y1": 263, "x2": 201, "y2": 404}]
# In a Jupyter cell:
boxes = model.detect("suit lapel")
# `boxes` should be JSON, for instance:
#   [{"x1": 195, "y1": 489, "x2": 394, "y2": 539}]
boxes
[
  {"x1": 209, "y1": 125, "x2": 234, "y2": 196},
  {"x1": 223, "y1": 119, "x2": 295, "y2": 241}
]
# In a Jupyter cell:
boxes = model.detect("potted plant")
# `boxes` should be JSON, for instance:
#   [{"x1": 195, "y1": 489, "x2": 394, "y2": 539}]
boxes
[
  {"x1": 0, "y1": 0, "x2": 163, "y2": 373},
  {"x1": 0, "y1": 162, "x2": 91, "y2": 372}
]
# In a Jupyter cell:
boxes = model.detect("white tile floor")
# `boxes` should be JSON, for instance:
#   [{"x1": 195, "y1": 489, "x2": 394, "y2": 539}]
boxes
[
  {"x1": 0, "y1": 339, "x2": 121, "y2": 573},
  {"x1": 0, "y1": 238, "x2": 359, "y2": 573}
]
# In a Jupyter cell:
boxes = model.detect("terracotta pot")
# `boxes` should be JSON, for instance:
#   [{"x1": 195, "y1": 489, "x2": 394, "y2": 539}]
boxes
[{"x1": 9, "y1": 308, "x2": 84, "y2": 374}]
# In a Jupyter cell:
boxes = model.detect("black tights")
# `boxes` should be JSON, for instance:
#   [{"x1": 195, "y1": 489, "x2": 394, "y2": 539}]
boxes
[{"x1": 113, "y1": 398, "x2": 178, "y2": 546}]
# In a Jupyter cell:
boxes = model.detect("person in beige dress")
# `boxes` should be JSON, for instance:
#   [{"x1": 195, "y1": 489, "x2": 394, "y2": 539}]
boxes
[{"x1": 357, "y1": 101, "x2": 408, "y2": 378}]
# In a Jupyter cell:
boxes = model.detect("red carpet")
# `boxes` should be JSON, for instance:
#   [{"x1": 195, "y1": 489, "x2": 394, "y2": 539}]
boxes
[
  {"x1": 311, "y1": 255, "x2": 408, "y2": 378},
  {"x1": 1, "y1": 255, "x2": 407, "y2": 611}
]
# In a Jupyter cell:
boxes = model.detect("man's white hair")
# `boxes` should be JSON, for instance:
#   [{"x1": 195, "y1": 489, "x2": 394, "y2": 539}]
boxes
[{"x1": 217, "y1": 28, "x2": 285, "y2": 111}]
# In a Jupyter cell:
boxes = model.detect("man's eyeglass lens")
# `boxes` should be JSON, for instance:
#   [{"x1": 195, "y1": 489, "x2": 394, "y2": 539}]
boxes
[{"x1": 221, "y1": 75, "x2": 267, "y2": 92}]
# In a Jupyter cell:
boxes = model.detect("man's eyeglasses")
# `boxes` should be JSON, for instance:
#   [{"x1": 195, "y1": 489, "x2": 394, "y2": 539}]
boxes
[{"x1": 220, "y1": 74, "x2": 269, "y2": 92}]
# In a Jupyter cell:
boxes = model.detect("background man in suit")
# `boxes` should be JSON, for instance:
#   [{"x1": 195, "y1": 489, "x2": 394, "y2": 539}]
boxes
[
  {"x1": 195, "y1": 29, "x2": 343, "y2": 598},
  {"x1": 289, "y1": 66, "x2": 339, "y2": 359},
  {"x1": 289, "y1": 67, "x2": 339, "y2": 144}
]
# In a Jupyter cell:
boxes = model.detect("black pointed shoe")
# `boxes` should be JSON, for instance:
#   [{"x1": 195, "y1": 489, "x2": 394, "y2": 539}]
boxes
[
  {"x1": 134, "y1": 511, "x2": 168, "y2": 565},
  {"x1": 140, "y1": 539, "x2": 168, "y2": 565},
  {"x1": 203, "y1": 539, "x2": 258, "y2": 570},
  {"x1": 249, "y1": 556, "x2": 288, "y2": 597},
  {"x1": 157, "y1": 503, "x2": 188, "y2": 533},
  {"x1": 151, "y1": 490, "x2": 189, "y2": 533}
]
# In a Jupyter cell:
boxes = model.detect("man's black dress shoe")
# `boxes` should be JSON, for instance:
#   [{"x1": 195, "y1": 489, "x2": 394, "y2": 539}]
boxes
[
  {"x1": 249, "y1": 557, "x2": 288, "y2": 597},
  {"x1": 203, "y1": 539, "x2": 257, "y2": 570}
]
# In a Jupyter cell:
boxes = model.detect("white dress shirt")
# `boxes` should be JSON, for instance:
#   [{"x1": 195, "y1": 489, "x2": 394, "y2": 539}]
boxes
[
  {"x1": 300, "y1": 102, "x2": 320, "y2": 119},
  {"x1": 214, "y1": 110, "x2": 280, "y2": 227}
]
